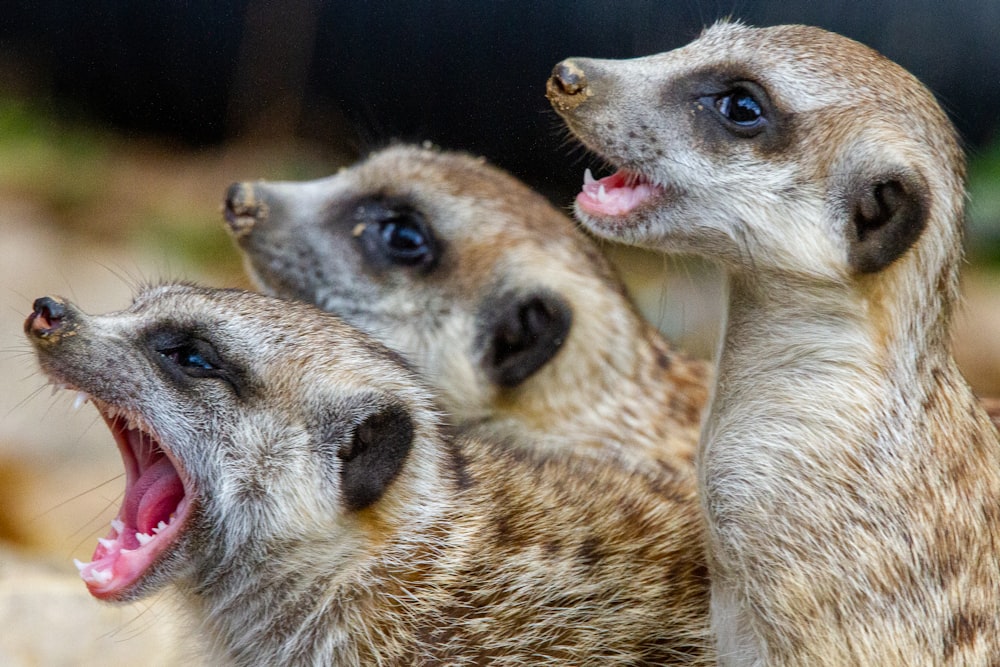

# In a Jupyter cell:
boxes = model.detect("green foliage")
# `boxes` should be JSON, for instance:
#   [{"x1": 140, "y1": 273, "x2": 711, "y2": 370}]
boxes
[
  {"x1": 968, "y1": 139, "x2": 1000, "y2": 267},
  {"x1": 0, "y1": 98, "x2": 112, "y2": 213}
]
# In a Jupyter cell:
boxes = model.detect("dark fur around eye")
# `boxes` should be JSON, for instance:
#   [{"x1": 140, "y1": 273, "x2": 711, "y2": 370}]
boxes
[
  {"x1": 352, "y1": 198, "x2": 440, "y2": 273},
  {"x1": 146, "y1": 328, "x2": 245, "y2": 394}
]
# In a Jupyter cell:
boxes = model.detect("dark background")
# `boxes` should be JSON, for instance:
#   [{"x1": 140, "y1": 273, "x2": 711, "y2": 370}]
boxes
[{"x1": 2, "y1": 0, "x2": 998, "y2": 201}]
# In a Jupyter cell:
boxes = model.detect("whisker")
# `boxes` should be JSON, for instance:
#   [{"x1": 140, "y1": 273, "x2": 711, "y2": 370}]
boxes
[
  {"x1": 66, "y1": 490, "x2": 124, "y2": 553},
  {"x1": 5, "y1": 382, "x2": 51, "y2": 417},
  {"x1": 32, "y1": 474, "x2": 125, "y2": 521}
]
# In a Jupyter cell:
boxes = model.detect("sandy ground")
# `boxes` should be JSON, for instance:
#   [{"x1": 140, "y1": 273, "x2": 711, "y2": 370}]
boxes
[{"x1": 0, "y1": 147, "x2": 997, "y2": 665}]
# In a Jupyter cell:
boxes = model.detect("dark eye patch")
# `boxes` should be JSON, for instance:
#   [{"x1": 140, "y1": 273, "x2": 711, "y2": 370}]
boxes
[
  {"x1": 159, "y1": 340, "x2": 218, "y2": 373},
  {"x1": 674, "y1": 66, "x2": 794, "y2": 155},
  {"x1": 146, "y1": 327, "x2": 245, "y2": 395},
  {"x1": 352, "y1": 197, "x2": 440, "y2": 273}
]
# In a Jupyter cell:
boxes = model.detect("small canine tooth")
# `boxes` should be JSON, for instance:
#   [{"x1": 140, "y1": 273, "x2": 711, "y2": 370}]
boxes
[
  {"x1": 153, "y1": 520, "x2": 168, "y2": 534},
  {"x1": 73, "y1": 558, "x2": 90, "y2": 573},
  {"x1": 72, "y1": 392, "x2": 89, "y2": 410},
  {"x1": 98, "y1": 537, "x2": 116, "y2": 550},
  {"x1": 136, "y1": 532, "x2": 154, "y2": 546},
  {"x1": 90, "y1": 568, "x2": 113, "y2": 585},
  {"x1": 110, "y1": 519, "x2": 125, "y2": 535},
  {"x1": 597, "y1": 184, "x2": 609, "y2": 202},
  {"x1": 583, "y1": 168, "x2": 595, "y2": 187}
]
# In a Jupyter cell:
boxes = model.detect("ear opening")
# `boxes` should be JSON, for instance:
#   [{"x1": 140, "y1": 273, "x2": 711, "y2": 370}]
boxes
[
  {"x1": 477, "y1": 290, "x2": 572, "y2": 388},
  {"x1": 337, "y1": 400, "x2": 414, "y2": 512},
  {"x1": 846, "y1": 170, "x2": 929, "y2": 274}
]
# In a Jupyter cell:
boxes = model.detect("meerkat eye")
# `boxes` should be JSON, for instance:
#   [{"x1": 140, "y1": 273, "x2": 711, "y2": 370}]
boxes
[
  {"x1": 718, "y1": 92, "x2": 762, "y2": 124},
  {"x1": 151, "y1": 334, "x2": 226, "y2": 380},
  {"x1": 160, "y1": 343, "x2": 217, "y2": 371},
  {"x1": 354, "y1": 199, "x2": 440, "y2": 272},
  {"x1": 704, "y1": 85, "x2": 769, "y2": 137},
  {"x1": 379, "y1": 215, "x2": 430, "y2": 264}
]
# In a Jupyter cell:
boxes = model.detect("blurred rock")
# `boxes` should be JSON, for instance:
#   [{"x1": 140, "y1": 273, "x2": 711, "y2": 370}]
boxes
[
  {"x1": 0, "y1": 546, "x2": 199, "y2": 666},
  {"x1": 954, "y1": 270, "x2": 1000, "y2": 396}
]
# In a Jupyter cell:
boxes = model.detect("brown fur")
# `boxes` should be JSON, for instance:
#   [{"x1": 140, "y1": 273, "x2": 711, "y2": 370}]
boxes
[
  {"x1": 550, "y1": 20, "x2": 1000, "y2": 666},
  {"x1": 25, "y1": 284, "x2": 712, "y2": 665},
  {"x1": 223, "y1": 145, "x2": 709, "y2": 474}
]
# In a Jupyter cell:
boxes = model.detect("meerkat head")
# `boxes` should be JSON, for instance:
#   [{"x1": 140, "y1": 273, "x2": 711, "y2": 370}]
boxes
[
  {"x1": 547, "y1": 21, "x2": 965, "y2": 289},
  {"x1": 222, "y1": 145, "x2": 639, "y2": 424},
  {"x1": 24, "y1": 284, "x2": 444, "y2": 602}
]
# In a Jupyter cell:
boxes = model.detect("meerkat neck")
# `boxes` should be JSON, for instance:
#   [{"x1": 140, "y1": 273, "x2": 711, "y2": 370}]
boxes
[
  {"x1": 181, "y1": 479, "x2": 456, "y2": 665},
  {"x1": 183, "y1": 525, "x2": 451, "y2": 664},
  {"x1": 709, "y1": 271, "x2": 943, "y2": 454},
  {"x1": 703, "y1": 269, "x2": 986, "y2": 664}
]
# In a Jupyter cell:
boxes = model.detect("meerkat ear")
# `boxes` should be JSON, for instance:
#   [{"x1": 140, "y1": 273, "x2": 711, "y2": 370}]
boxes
[
  {"x1": 478, "y1": 290, "x2": 572, "y2": 388},
  {"x1": 846, "y1": 170, "x2": 929, "y2": 274},
  {"x1": 336, "y1": 401, "x2": 413, "y2": 512}
]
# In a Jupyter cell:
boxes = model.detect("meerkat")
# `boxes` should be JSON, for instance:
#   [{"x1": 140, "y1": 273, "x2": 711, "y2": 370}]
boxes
[
  {"x1": 548, "y1": 21, "x2": 1000, "y2": 666},
  {"x1": 221, "y1": 144, "x2": 709, "y2": 472},
  {"x1": 24, "y1": 283, "x2": 712, "y2": 665}
]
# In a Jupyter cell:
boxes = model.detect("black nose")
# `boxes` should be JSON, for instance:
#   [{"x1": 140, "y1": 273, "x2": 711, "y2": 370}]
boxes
[
  {"x1": 25, "y1": 296, "x2": 71, "y2": 338},
  {"x1": 223, "y1": 182, "x2": 265, "y2": 236},
  {"x1": 546, "y1": 59, "x2": 593, "y2": 113},
  {"x1": 550, "y1": 60, "x2": 588, "y2": 95}
]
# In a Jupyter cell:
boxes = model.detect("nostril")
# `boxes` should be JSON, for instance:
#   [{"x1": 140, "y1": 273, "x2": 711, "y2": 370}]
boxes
[
  {"x1": 223, "y1": 182, "x2": 265, "y2": 236},
  {"x1": 224, "y1": 182, "x2": 245, "y2": 214},
  {"x1": 552, "y1": 61, "x2": 588, "y2": 95},
  {"x1": 546, "y1": 60, "x2": 593, "y2": 113},
  {"x1": 26, "y1": 296, "x2": 68, "y2": 337}
]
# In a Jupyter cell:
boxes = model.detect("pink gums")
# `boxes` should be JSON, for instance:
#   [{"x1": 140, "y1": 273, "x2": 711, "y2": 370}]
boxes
[{"x1": 576, "y1": 168, "x2": 661, "y2": 217}]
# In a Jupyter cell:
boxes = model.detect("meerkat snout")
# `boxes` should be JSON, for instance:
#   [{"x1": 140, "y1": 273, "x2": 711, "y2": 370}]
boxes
[
  {"x1": 223, "y1": 181, "x2": 267, "y2": 237},
  {"x1": 25, "y1": 296, "x2": 72, "y2": 339},
  {"x1": 547, "y1": 60, "x2": 592, "y2": 109}
]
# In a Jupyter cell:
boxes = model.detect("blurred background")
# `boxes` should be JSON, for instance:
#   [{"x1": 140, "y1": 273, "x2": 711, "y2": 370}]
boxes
[{"x1": 1, "y1": 2, "x2": 998, "y2": 663}]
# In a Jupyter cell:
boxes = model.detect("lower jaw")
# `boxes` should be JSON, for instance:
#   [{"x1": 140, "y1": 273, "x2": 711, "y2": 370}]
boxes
[{"x1": 574, "y1": 200, "x2": 645, "y2": 237}]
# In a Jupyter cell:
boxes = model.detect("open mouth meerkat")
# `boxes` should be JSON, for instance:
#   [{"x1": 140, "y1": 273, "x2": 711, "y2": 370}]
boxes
[{"x1": 25, "y1": 283, "x2": 713, "y2": 665}]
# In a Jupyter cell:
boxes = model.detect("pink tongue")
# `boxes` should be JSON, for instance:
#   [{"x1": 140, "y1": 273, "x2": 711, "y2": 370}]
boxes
[{"x1": 125, "y1": 457, "x2": 184, "y2": 535}]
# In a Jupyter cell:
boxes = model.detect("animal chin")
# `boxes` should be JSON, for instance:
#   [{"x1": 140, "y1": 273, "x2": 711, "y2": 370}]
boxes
[
  {"x1": 73, "y1": 401, "x2": 193, "y2": 600},
  {"x1": 576, "y1": 168, "x2": 663, "y2": 221}
]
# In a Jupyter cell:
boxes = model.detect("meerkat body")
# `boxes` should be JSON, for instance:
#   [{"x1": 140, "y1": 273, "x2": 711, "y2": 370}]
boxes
[
  {"x1": 222, "y1": 145, "x2": 708, "y2": 472},
  {"x1": 25, "y1": 284, "x2": 711, "y2": 665},
  {"x1": 549, "y1": 21, "x2": 1000, "y2": 665}
]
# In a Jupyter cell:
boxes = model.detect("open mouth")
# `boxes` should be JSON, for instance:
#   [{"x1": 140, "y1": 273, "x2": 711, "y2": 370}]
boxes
[
  {"x1": 71, "y1": 395, "x2": 192, "y2": 600},
  {"x1": 577, "y1": 168, "x2": 663, "y2": 218}
]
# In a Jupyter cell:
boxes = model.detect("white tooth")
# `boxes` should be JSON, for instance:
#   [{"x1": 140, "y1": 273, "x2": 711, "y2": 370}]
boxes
[
  {"x1": 597, "y1": 184, "x2": 609, "y2": 202},
  {"x1": 72, "y1": 392, "x2": 89, "y2": 410},
  {"x1": 90, "y1": 568, "x2": 112, "y2": 585},
  {"x1": 136, "y1": 532, "x2": 154, "y2": 546},
  {"x1": 153, "y1": 520, "x2": 168, "y2": 535},
  {"x1": 110, "y1": 519, "x2": 125, "y2": 535},
  {"x1": 98, "y1": 537, "x2": 116, "y2": 550},
  {"x1": 583, "y1": 168, "x2": 595, "y2": 187},
  {"x1": 73, "y1": 558, "x2": 90, "y2": 573}
]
